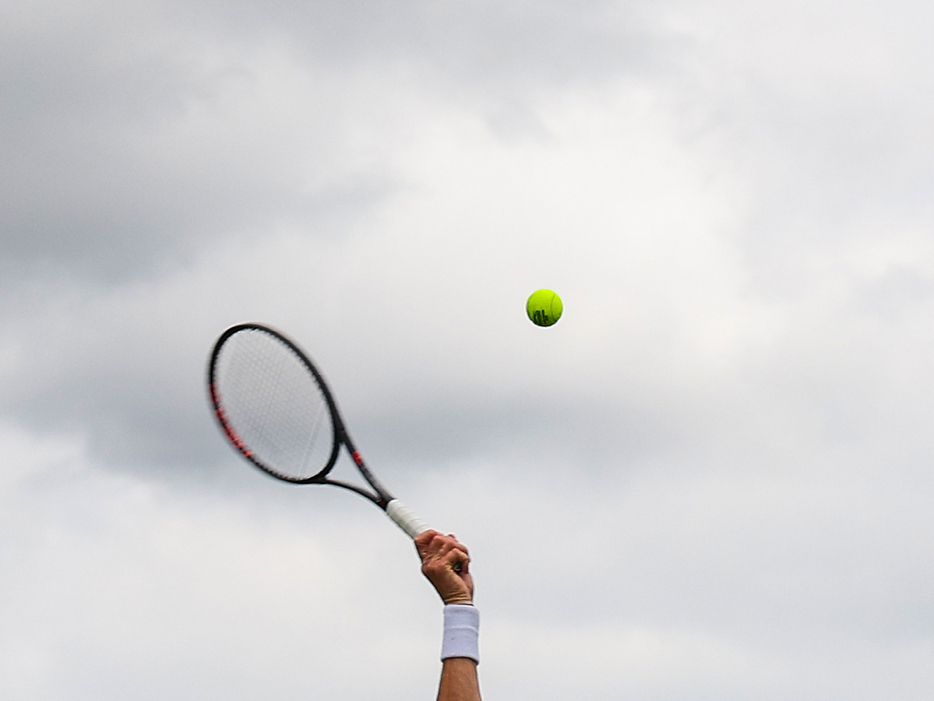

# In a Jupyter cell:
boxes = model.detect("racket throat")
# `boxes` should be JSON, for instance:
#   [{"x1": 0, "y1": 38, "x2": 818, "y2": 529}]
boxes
[
  {"x1": 343, "y1": 440, "x2": 393, "y2": 506},
  {"x1": 322, "y1": 477, "x2": 389, "y2": 506}
]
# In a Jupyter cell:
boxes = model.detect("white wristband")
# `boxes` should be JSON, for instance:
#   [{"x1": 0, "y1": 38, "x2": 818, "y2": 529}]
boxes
[{"x1": 441, "y1": 604, "x2": 480, "y2": 664}]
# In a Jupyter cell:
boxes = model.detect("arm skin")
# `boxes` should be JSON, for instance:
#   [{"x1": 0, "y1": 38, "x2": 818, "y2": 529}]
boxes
[
  {"x1": 414, "y1": 530, "x2": 481, "y2": 701},
  {"x1": 437, "y1": 658, "x2": 480, "y2": 701}
]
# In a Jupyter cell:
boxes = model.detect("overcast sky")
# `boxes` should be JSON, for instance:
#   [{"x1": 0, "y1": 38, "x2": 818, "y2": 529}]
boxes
[{"x1": 2, "y1": 1, "x2": 933, "y2": 699}]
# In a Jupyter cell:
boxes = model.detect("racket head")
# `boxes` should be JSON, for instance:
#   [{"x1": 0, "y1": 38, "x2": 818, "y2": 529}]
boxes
[{"x1": 208, "y1": 323, "x2": 342, "y2": 483}]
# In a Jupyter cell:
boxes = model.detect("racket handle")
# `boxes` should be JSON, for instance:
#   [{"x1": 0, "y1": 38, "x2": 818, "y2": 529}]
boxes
[{"x1": 386, "y1": 499, "x2": 429, "y2": 539}]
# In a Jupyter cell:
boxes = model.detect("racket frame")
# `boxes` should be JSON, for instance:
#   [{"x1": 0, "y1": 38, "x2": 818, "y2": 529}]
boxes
[{"x1": 208, "y1": 322, "x2": 395, "y2": 508}]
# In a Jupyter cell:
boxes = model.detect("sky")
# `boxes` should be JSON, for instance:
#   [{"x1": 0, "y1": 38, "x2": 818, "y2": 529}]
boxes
[{"x1": 1, "y1": 0, "x2": 933, "y2": 699}]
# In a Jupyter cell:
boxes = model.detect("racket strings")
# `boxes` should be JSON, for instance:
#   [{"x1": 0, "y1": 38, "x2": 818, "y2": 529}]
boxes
[{"x1": 214, "y1": 329, "x2": 335, "y2": 480}]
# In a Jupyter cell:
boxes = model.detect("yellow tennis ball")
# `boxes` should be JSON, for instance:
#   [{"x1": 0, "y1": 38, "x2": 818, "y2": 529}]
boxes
[{"x1": 526, "y1": 289, "x2": 563, "y2": 327}]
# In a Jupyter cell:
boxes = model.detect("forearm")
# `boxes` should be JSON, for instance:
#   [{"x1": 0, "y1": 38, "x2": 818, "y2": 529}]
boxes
[
  {"x1": 414, "y1": 532, "x2": 481, "y2": 701},
  {"x1": 437, "y1": 658, "x2": 481, "y2": 701},
  {"x1": 437, "y1": 601, "x2": 481, "y2": 700}
]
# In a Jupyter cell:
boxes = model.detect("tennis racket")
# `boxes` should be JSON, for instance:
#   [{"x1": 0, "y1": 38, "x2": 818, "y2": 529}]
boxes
[{"x1": 207, "y1": 322, "x2": 429, "y2": 538}]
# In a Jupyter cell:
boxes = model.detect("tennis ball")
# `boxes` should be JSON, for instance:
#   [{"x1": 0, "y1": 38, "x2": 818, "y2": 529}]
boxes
[{"x1": 526, "y1": 289, "x2": 563, "y2": 327}]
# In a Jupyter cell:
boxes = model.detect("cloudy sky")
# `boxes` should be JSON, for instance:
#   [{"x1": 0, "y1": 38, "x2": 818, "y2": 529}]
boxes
[{"x1": 2, "y1": 0, "x2": 933, "y2": 699}]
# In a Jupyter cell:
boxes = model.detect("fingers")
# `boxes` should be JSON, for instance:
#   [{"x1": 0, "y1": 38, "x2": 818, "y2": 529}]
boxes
[
  {"x1": 416, "y1": 531, "x2": 475, "y2": 605},
  {"x1": 422, "y1": 542, "x2": 470, "y2": 578},
  {"x1": 414, "y1": 529, "x2": 438, "y2": 558},
  {"x1": 426, "y1": 541, "x2": 469, "y2": 573},
  {"x1": 416, "y1": 531, "x2": 469, "y2": 564},
  {"x1": 445, "y1": 547, "x2": 469, "y2": 576}
]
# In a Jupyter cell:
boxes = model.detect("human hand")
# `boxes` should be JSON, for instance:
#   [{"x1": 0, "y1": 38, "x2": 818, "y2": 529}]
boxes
[{"x1": 415, "y1": 530, "x2": 474, "y2": 605}]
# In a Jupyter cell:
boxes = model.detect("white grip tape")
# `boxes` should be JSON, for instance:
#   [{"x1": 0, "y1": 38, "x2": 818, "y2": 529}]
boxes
[
  {"x1": 441, "y1": 604, "x2": 480, "y2": 663},
  {"x1": 386, "y1": 499, "x2": 429, "y2": 538}
]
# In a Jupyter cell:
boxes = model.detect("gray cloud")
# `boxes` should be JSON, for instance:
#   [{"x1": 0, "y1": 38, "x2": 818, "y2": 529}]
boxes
[
  {"x1": 0, "y1": 0, "x2": 662, "y2": 283},
  {"x1": 182, "y1": 0, "x2": 659, "y2": 82},
  {"x1": 0, "y1": 7, "x2": 388, "y2": 281}
]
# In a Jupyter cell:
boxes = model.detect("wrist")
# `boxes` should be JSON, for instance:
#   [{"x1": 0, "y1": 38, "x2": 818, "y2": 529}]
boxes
[
  {"x1": 443, "y1": 595, "x2": 473, "y2": 605},
  {"x1": 441, "y1": 604, "x2": 480, "y2": 664}
]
